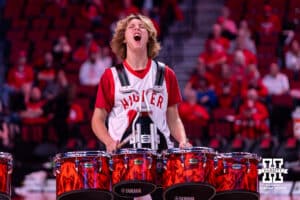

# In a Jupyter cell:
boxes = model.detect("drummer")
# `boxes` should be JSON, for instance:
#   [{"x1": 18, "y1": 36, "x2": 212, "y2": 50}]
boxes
[{"x1": 91, "y1": 14, "x2": 191, "y2": 154}]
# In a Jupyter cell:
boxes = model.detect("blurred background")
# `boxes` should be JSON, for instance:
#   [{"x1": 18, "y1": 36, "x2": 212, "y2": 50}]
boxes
[{"x1": 0, "y1": 0, "x2": 299, "y2": 199}]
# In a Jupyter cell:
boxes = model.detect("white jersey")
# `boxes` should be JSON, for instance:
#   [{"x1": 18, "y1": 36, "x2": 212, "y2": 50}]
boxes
[{"x1": 108, "y1": 60, "x2": 174, "y2": 148}]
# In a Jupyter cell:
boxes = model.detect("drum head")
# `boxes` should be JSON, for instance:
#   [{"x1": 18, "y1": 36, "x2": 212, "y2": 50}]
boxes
[
  {"x1": 57, "y1": 189, "x2": 112, "y2": 200},
  {"x1": 163, "y1": 183, "x2": 216, "y2": 200},
  {"x1": 212, "y1": 190, "x2": 259, "y2": 200},
  {"x1": 113, "y1": 180, "x2": 156, "y2": 198},
  {"x1": 0, "y1": 192, "x2": 10, "y2": 200}
]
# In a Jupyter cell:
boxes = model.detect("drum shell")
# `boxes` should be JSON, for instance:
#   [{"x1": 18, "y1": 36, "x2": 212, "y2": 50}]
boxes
[
  {"x1": 213, "y1": 152, "x2": 260, "y2": 193},
  {"x1": 111, "y1": 148, "x2": 158, "y2": 186},
  {"x1": 0, "y1": 152, "x2": 12, "y2": 197},
  {"x1": 54, "y1": 151, "x2": 111, "y2": 197},
  {"x1": 162, "y1": 147, "x2": 216, "y2": 188}
]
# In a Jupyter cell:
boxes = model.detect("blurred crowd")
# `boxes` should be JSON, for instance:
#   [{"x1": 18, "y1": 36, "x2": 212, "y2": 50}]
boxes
[{"x1": 179, "y1": 1, "x2": 300, "y2": 162}]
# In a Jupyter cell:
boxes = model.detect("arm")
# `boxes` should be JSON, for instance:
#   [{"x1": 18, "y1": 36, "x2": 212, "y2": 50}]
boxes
[
  {"x1": 167, "y1": 104, "x2": 190, "y2": 147},
  {"x1": 91, "y1": 107, "x2": 117, "y2": 153}
]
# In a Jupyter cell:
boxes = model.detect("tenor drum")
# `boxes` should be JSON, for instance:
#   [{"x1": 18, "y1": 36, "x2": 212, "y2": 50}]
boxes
[
  {"x1": 0, "y1": 152, "x2": 12, "y2": 200},
  {"x1": 54, "y1": 151, "x2": 112, "y2": 200},
  {"x1": 111, "y1": 148, "x2": 158, "y2": 198},
  {"x1": 212, "y1": 152, "x2": 261, "y2": 200},
  {"x1": 162, "y1": 147, "x2": 216, "y2": 200}
]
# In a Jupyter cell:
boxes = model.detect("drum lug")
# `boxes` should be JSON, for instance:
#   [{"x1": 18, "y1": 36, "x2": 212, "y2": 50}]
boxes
[
  {"x1": 109, "y1": 159, "x2": 114, "y2": 171},
  {"x1": 98, "y1": 158, "x2": 102, "y2": 173},
  {"x1": 124, "y1": 155, "x2": 128, "y2": 169},
  {"x1": 7, "y1": 159, "x2": 13, "y2": 175},
  {"x1": 163, "y1": 156, "x2": 167, "y2": 170},
  {"x1": 203, "y1": 153, "x2": 207, "y2": 168},
  {"x1": 180, "y1": 154, "x2": 185, "y2": 168},
  {"x1": 75, "y1": 158, "x2": 79, "y2": 173},
  {"x1": 247, "y1": 159, "x2": 250, "y2": 173},
  {"x1": 223, "y1": 159, "x2": 227, "y2": 173},
  {"x1": 147, "y1": 155, "x2": 152, "y2": 169},
  {"x1": 54, "y1": 161, "x2": 61, "y2": 176}
]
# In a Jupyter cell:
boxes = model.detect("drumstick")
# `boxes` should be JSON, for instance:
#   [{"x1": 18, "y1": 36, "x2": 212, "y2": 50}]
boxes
[{"x1": 116, "y1": 133, "x2": 133, "y2": 149}]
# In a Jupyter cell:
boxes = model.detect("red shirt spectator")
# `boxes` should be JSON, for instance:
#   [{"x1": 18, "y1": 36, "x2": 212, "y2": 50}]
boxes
[
  {"x1": 179, "y1": 89, "x2": 209, "y2": 141},
  {"x1": 36, "y1": 52, "x2": 56, "y2": 89},
  {"x1": 256, "y1": 5, "x2": 281, "y2": 35},
  {"x1": 234, "y1": 89, "x2": 269, "y2": 139},
  {"x1": 199, "y1": 40, "x2": 227, "y2": 72},
  {"x1": 67, "y1": 103, "x2": 84, "y2": 124},
  {"x1": 215, "y1": 64, "x2": 239, "y2": 108},
  {"x1": 73, "y1": 33, "x2": 98, "y2": 63},
  {"x1": 7, "y1": 51, "x2": 34, "y2": 90},
  {"x1": 206, "y1": 23, "x2": 231, "y2": 52}
]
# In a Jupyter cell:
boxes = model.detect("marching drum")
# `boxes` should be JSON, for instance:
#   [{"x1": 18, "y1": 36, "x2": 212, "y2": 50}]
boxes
[
  {"x1": 162, "y1": 147, "x2": 216, "y2": 200},
  {"x1": 111, "y1": 148, "x2": 158, "y2": 198},
  {"x1": 212, "y1": 152, "x2": 261, "y2": 200},
  {"x1": 0, "y1": 152, "x2": 12, "y2": 200},
  {"x1": 54, "y1": 151, "x2": 112, "y2": 200}
]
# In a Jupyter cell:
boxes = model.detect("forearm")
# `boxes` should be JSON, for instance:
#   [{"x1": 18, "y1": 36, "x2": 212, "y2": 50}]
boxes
[
  {"x1": 167, "y1": 105, "x2": 188, "y2": 145},
  {"x1": 91, "y1": 109, "x2": 114, "y2": 146},
  {"x1": 169, "y1": 117, "x2": 188, "y2": 144}
]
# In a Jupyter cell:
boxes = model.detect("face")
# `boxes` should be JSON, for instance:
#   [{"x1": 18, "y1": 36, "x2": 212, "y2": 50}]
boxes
[
  {"x1": 124, "y1": 18, "x2": 149, "y2": 53},
  {"x1": 212, "y1": 24, "x2": 222, "y2": 37},
  {"x1": 270, "y1": 63, "x2": 279, "y2": 76},
  {"x1": 292, "y1": 40, "x2": 300, "y2": 52}
]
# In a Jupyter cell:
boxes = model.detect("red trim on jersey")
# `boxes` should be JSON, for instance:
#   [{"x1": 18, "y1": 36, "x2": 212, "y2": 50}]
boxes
[
  {"x1": 95, "y1": 68, "x2": 115, "y2": 113},
  {"x1": 123, "y1": 59, "x2": 151, "y2": 79},
  {"x1": 165, "y1": 66, "x2": 182, "y2": 106},
  {"x1": 95, "y1": 62, "x2": 182, "y2": 113}
]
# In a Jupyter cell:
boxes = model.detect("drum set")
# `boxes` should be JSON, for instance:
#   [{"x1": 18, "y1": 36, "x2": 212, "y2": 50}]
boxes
[
  {"x1": 53, "y1": 147, "x2": 261, "y2": 200},
  {"x1": 0, "y1": 147, "x2": 260, "y2": 200}
]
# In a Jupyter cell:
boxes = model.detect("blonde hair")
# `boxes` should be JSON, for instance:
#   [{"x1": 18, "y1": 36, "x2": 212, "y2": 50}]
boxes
[{"x1": 110, "y1": 14, "x2": 161, "y2": 60}]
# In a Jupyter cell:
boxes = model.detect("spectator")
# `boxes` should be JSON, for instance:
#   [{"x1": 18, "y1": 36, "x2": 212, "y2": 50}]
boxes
[
  {"x1": 256, "y1": 4, "x2": 281, "y2": 35},
  {"x1": 234, "y1": 89, "x2": 269, "y2": 139},
  {"x1": 81, "y1": 0, "x2": 105, "y2": 25},
  {"x1": 262, "y1": 62, "x2": 289, "y2": 95},
  {"x1": 36, "y1": 52, "x2": 56, "y2": 89},
  {"x1": 206, "y1": 23, "x2": 230, "y2": 52},
  {"x1": 229, "y1": 50, "x2": 247, "y2": 81},
  {"x1": 7, "y1": 51, "x2": 34, "y2": 103},
  {"x1": 0, "y1": 119, "x2": 10, "y2": 149},
  {"x1": 241, "y1": 64, "x2": 268, "y2": 100},
  {"x1": 43, "y1": 70, "x2": 69, "y2": 101},
  {"x1": 185, "y1": 59, "x2": 216, "y2": 93},
  {"x1": 179, "y1": 89, "x2": 209, "y2": 144},
  {"x1": 215, "y1": 64, "x2": 239, "y2": 108},
  {"x1": 99, "y1": 45, "x2": 112, "y2": 68},
  {"x1": 20, "y1": 87, "x2": 47, "y2": 122},
  {"x1": 7, "y1": 51, "x2": 34, "y2": 91},
  {"x1": 53, "y1": 35, "x2": 72, "y2": 65},
  {"x1": 199, "y1": 39, "x2": 227, "y2": 72},
  {"x1": 73, "y1": 32, "x2": 98, "y2": 63},
  {"x1": 79, "y1": 44, "x2": 107, "y2": 86},
  {"x1": 285, "y1": 39, "x2": 300, "y2": 72},
  {"x1": 217, "y1": 6, "x2": 237, "y2": 40},
  {"x1": 121, "y1": 0, "x2": 140, "y2": 16}
]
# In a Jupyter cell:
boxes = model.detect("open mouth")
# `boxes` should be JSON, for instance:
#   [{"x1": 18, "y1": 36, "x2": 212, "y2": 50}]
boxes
[{"x1": 134, "y1": 35, "x2": 141, "y2": 41}]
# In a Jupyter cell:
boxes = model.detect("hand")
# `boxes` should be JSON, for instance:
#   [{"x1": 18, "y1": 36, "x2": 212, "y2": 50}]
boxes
[
  {"x1": 106, "y1": 140, "x2": 119, "y2": 154},
  {"x1": 179, "y1": 140, "x2": 192, "y2": 149}
]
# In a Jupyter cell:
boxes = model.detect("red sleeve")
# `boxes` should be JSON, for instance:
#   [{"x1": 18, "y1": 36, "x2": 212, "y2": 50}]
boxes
[
  {"x1": 95, "y1": 68, "x2": 115, "y2": 112},
  {"x1": 165, "y1": 66, "x2": 182, "y2": 106}
]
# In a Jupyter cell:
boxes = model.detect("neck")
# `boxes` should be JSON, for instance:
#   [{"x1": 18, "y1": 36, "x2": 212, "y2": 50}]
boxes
[{"x1": 125, "y1": 50, "x2": 148, "y2": 70}]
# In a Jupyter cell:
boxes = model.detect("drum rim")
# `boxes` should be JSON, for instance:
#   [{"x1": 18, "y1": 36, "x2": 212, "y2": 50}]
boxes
[
  {"x1": 114, "y1": 148, "x2": 156, "y2": 155},
  {"x1": 54, "y1": 151, "x2": 110, "y2": 160},
  {"x1": 166, "y1": 146, "x2": 216, "y2": 154},
  {"x1": 0, "y1": 152, "x2": 13, "y2": 161},
  {"x1": 218, "y1": 152, "x2": 261, "y2": 160}
]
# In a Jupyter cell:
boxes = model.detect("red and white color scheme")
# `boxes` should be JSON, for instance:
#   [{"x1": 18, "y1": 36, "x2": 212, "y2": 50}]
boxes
[{"x1": 95, "y1": 59, "x2": 182, "y2": 148}]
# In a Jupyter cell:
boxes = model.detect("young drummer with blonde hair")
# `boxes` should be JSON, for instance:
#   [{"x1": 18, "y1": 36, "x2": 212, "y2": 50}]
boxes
[{"x1": 92, "y1": 14, "x2": 191, "y2": 199}]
